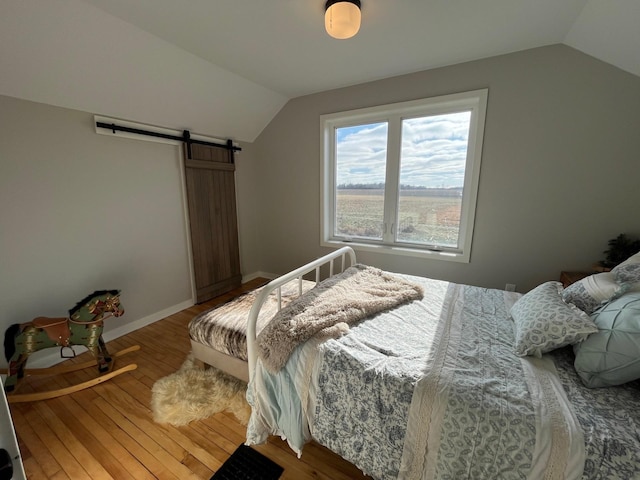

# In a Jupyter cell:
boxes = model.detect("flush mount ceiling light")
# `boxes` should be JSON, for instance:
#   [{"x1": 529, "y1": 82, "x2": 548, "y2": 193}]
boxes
[{"x1": 325, "y1": 0, "x2": 361, "y2": 39}]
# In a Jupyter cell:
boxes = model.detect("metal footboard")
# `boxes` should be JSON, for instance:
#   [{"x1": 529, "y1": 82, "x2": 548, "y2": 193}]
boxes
[{"x1": 245, "y1": 246, "x2": 356, "y2": 382}]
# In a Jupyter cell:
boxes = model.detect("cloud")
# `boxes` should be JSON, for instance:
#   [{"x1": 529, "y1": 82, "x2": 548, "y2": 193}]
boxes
[{"x1": 336, "y1": 112, "x2": 471, "y2": 188}]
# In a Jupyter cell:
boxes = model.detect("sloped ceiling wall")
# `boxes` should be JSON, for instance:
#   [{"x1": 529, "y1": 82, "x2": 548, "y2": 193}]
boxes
[
  {"x1": 565, "y1": 0, "x2": 640, "y2": 78},
  {"x1": 0, "y1": 0, "x2": 287, "y2": 143}
]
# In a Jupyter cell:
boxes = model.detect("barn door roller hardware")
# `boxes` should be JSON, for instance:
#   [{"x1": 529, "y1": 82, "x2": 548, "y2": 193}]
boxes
[{"x1": 95, "y1": 120, "x2": 241, "y2": 160}]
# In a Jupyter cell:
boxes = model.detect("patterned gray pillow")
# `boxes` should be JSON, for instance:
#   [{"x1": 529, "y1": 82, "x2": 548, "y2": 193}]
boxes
[
  {"x1": 561, "y1": 272, "x2": 620, "y2": 314},
  {"x1": 511, "y1": 281, "x2": 598, "y2": 357},
  {"x1": 612, "y1": 263, "x2": 640, "y2": 285},
  {"x1": 561, "y1": 282, "x2": 603, "y2": 314}
]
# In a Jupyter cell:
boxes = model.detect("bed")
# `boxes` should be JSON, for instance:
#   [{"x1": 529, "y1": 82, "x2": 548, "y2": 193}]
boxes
[{"x1": 188, "y1": 247, "x2": 640, "y2": 480}]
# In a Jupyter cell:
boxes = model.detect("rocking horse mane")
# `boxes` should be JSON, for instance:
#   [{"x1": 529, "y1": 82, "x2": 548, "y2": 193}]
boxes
[{"x1": 68, "y1": 289, "x2": 120, "y2": 317}]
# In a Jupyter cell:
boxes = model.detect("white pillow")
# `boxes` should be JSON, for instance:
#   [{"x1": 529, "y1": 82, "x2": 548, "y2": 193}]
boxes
[
  {"x1": 511, "y1": 281, "x2": 598, "y2": 357},
  {"x1": 561, "y1": 252, "x2": 640, "y2": 314},
  {"x1": 612, "y1": 251, "x2": 640, "y2": 286},
  {"x1": 561, "y1": 272, "x2": 621, "y2": 314}
]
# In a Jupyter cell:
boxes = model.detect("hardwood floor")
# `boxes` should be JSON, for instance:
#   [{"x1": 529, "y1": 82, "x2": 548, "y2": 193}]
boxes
[{"x1": 8, "y1": 279, "x2": 371, "y2": 480}]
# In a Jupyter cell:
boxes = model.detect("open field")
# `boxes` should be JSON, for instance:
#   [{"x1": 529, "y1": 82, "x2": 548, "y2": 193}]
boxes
[{"x1": 336, "y1": 189, "x2": 461, "y2": 246}]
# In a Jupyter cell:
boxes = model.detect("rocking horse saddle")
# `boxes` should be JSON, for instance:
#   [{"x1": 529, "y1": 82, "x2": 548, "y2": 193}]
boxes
[{"x1": 32, "y1": 316, "x2": 71, "y2": 345}]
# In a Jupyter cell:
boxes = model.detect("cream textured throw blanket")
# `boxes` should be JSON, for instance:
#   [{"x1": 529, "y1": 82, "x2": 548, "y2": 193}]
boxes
[{"x1": 257, "y1": 264, "x2": 424, "y2": 373}]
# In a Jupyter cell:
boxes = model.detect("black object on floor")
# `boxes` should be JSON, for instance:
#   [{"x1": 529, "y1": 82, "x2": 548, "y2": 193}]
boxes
[
  {"x1": 0, "y1": 448, "x2": 13, "y2": 480},
  {"x1": 210, "y1": 444, "x2": 284, "y2": 480}
]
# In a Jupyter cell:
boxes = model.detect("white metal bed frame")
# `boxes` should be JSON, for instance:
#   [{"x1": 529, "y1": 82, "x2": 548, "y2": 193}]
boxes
[
  {"x1": 190, "y1": 246, "x2": 356, "y2": 383},
  {"x1": 246, "y1": 246, "x2": 356, "y2": 382}
]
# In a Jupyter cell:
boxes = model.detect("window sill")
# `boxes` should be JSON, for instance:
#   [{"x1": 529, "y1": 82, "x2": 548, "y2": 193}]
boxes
[{"x1": 321, "y1": 239, "x2": 470, "y2": 263}]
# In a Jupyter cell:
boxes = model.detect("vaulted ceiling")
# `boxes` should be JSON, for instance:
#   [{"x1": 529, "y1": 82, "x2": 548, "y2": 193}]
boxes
[{"x1": 1, "y1": 0, "x2": 638, "y2": 142}]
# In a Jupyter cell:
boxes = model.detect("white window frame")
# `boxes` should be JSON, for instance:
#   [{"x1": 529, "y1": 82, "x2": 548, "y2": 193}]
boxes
[{"x1": 320, "y1": 89, "x2": 488, "y2": 263}]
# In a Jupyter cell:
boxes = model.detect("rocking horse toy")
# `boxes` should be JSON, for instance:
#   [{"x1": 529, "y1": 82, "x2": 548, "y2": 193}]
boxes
[{"x1": 3, "y1": 289, "x2": 139, "y2": 403}]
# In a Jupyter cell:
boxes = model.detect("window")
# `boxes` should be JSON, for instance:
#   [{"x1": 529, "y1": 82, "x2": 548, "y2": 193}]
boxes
[{"x1": 321, "y1": 89, "x2": 488, "y2": 262}]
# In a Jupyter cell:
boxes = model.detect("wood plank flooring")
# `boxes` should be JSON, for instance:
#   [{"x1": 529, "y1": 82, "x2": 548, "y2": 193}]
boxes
[{"x1": 8, "y1": 279, "x2": 371, "y2": 479}]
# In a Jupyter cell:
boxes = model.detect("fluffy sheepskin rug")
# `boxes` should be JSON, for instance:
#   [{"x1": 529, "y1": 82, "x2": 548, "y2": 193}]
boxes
[{"x1": 150, "y1": 355, "x2": 250, "y2": 426}]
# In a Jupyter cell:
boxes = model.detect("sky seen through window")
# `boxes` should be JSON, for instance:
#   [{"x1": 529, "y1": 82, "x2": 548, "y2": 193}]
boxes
[{"x1": 336, "y1": 111, "x2": 471, "y2": 189}]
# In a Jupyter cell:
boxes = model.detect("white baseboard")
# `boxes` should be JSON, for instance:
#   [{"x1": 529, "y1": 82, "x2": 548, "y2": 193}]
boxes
[
  {"x1": 242, "y1": 271, "x2": 277, "y2": 283},
  {"x1": 24, "y1": 299, "x2": 194, "y2": 369},
  {"x1": 102, "y1": 299, "x2": 193, "y2": 343}
]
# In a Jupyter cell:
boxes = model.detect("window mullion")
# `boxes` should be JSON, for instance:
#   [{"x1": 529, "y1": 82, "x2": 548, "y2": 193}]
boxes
[{"x1": 382, "y1": 115, "x2": 401, "y2": 244}]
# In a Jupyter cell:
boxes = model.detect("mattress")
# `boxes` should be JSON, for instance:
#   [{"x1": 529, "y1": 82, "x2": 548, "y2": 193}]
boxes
[{"x1": 188, "y1": 279, "x2": 315, "y2": 360}]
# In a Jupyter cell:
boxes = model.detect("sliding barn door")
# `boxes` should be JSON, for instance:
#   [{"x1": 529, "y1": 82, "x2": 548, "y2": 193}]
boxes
[{"x1": 184, "y1": 143, "x2": 241, "y2": 303}]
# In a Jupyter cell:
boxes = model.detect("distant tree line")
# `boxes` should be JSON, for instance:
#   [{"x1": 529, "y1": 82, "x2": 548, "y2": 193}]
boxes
[
  {"x1": 337, "y1": 182, "x2": 385, "y2": 190},
  {"x1": 338, "y1": 183, "x2": 462, "y2": 196}
]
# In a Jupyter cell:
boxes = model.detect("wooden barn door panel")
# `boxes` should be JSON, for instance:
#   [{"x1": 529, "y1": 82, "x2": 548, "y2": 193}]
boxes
[{"x1": 184, "y1": 144, "x2": 241, "y2": 303}]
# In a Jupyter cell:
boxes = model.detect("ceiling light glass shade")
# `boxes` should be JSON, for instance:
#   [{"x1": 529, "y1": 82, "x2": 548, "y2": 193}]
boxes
[{"x1": 325, "y1": 0, "x2": 361, "y2": 39}]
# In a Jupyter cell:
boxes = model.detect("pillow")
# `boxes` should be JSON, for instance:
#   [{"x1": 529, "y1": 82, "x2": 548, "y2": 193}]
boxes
[
  {"x1": 612, "y1": 251, "x2": 640, "y2": 285},
  {"x1": 511, "y1": 281, "x2": 598, "y2": 358},
  {"x1": 573, "y1": 292, "x2": 640, "y2": 388},
  {"x1": 613, "y1": 263, "x2": 640, "y2": 286},
  {"x1": 561, "y1": 272, "x2": 620, "y2": 314}
]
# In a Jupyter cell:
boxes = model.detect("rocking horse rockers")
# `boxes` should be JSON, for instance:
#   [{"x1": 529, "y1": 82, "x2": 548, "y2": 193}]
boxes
[{"x1": 3, "y1": 290, "x2": 139, "y2": 403}]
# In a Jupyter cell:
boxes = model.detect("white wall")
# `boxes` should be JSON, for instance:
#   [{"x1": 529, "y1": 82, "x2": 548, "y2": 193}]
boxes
[
  {"x1": 0, "y1": 95, "x2": 194, "y2": 368},
  {"x1": 234, "y1": 141, "x2": 268, "y2": 278},
  {"x1": 246, "y1": 45, "x2": 640, "y2": 292}
]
